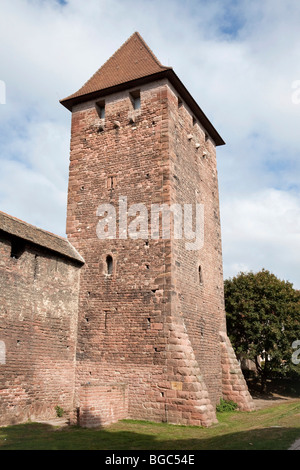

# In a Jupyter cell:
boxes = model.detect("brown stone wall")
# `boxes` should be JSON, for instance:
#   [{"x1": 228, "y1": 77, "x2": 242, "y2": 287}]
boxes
[
  {"x1": 66, "y1": 78, "x2": 252, "y2": 426},
  {"x1": 167, "y1": 84, "x2": 226, "y2": 407},
  {"x1": 67, "y1": 81, "x2": 175, "y2": 424},
  {"x1": 67, "y1": 81, "x2": 218, "y2": 426},
  {"x1": 220, "y1": 333, "x2": 255, "y2": 411},
  {"x1": 0, "y1": 234, "x2": 80, "y2": 425},
  {"x1": 78, "y1": 383, "x2": 128, "y2": 428},
  {"x1": 167, "y1": 84, "x2": 254, "y2": 412}
]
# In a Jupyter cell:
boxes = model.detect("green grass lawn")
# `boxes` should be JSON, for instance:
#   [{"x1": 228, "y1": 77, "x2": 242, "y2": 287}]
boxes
[{"x1": 1, "y1": 400, "x2": 300, "y2": 450}]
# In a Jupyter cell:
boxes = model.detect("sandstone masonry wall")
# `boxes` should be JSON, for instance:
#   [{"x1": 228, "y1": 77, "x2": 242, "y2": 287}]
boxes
[
  {"x1": 64, "y1": 72, "x2": 255, "y2": 427},
  {"x1": 167, "y1": 84, "x2": 225, "y2": 407},
  {"x1": 67, "y1": 81, "x2": 175, "y2": 425},
  {"x1": 66, "y1": 80, "x2": 224, "y2": 427},
  {"x1": 0, "y1": 233, "x2": 80, "y2": 425},
  {"x1": 78, "y1": 383, "x2": 129, "y2": 428}
]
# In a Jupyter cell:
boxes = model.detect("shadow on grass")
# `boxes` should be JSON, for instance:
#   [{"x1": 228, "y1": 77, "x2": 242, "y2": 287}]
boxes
[
  {"x1": 0, "y1": 421, "x2": 299, "y2": 451},
  {"x1": 246, "y1": 375, "x2": 300, "y2": 399}
]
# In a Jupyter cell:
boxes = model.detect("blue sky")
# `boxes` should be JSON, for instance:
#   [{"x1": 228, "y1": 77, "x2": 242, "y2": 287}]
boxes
[{"x1": 0, "y1": 0, "x2": 300, "y2": 288}]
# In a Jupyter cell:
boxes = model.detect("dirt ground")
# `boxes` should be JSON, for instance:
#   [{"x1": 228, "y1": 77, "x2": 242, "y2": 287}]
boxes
[
  {"x1": 34, "y1": 394, "x2": 300, "y2": 449},
  {"x1": 253, "y1": 393, "x2": 300, "y2": 410}
]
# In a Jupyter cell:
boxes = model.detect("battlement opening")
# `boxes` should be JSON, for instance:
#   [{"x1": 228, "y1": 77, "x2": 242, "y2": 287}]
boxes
[
  {"x1": 10, "y1": 237, "x2": 25, "y2": 259},
  {"x1": 96, "y1": 100, "x2": 105, "y2": 119},
  {"x1": 130, "y1": 90, "x2": 141, "y2": 110}
]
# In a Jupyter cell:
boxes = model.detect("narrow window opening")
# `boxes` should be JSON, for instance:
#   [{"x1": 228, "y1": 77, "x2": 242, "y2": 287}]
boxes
[
  {"x1": 104, "y1": 311, "x2": 108, "y2": 329},
  {"x1": 33, "y1": 255, "x2": 38, "y2": 280},
  {"x1": 130, "y1": 90, "x2": 141, "y2": 110},
  {"x1": 96, "y1": 100, "x2": 105, "y2": 119},
  {"x1": 10, "y1": 238, "x2": 25, "y2": 259},
  {"x1": 178, "y1": 96, "x2": 183, "y2": 108},
  {"x1": 134, "y1": 96, "x2": 141, "y2": 110},
  {"x1": 193, "y1": 116, "x2": 197, "y2": 126},
  {"x1": 205, "y1": 132, "x2": 209, "y2": 142},
  {"x1": 107, "y1": 176, "x2": 116, "y2": 190},
  {"x1": 106, "y1": 255, "x2": 113, "y2": 275},
  {"x1": 198, "y1": 265, "x2": 203, "y2": 285}
]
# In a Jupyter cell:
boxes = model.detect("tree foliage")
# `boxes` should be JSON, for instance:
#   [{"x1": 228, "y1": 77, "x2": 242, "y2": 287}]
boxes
[{"x1": 224, "y1": 269, "x2": 300, "y2": 390}]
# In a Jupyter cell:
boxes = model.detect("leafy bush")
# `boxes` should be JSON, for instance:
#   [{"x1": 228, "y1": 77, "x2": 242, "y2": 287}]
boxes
[
  {"x1": 224, "y1": 269, "x2": 300, "y2": 392},
  {"x1": 216, "y1": 398, "x2": 238, "y2": 413},
  {"x1": 55, "y1": 405, "x2": 64, "y2": 418}
]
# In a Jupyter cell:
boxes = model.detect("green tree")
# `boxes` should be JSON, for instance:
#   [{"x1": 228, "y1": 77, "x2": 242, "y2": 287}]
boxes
[{"x1": 224, "y1": 269, "x2": 300, "y2": 392}]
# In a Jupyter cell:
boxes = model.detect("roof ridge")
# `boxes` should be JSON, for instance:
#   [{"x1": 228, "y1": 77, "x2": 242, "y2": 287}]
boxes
[
  {"x1": 61, "y1": 32, "x2": 171, "y2": 104},
  {"x1": 59, "y1": 33, "x2": 225, "y2": 146},
  {"x1": 133, "y1": 32, "x2": 169, "y2": 69},
  {"x1": 0, "y1": 210, "x2": 85, "y2": 264},
  {"x1": 0, "y1": 210, "x2": 67, "y2": 241},
  {"x1": 66, "y1": 239, "x2": 85, "y2": 263},
  {"x1": 71, "y1": 32, "x2": 139, "y2": 99}
]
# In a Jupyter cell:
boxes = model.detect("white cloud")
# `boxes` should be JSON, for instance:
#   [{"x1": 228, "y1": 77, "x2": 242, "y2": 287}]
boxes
[
  {"x1": 0, "y1": 0, "x2": 299, "y2": 287},
  {"x1": 221, "y1": 188, "x2": 300, "y2": 287},
  {"x1": 0, "y1": 157, "x2": 67, "y2": 233}
]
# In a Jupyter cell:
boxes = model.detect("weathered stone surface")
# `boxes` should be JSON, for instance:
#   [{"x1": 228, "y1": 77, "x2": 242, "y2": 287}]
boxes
[
  {"x1": 0, "y1": 233, "x2": 81, "y2": 426},
  {"x1": 220, "y1": 332, "x2": 255, "y2": 411},
  {"x1": 0, "y1": 33, "x2": 254, "y2": 428}
]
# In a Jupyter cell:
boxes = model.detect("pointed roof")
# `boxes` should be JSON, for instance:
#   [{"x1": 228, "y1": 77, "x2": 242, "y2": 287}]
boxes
[
  {"x1": 60, "y1": 32, "x2": 225, "y2": 146},
  {"x1": 61, "y1": 32, "x2": 171, "y2": 105}
]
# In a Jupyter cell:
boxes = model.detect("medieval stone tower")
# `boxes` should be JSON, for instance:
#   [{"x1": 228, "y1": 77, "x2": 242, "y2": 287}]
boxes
[{"x1": 60, "y1": 32, "x2": 254, "y2": 427}]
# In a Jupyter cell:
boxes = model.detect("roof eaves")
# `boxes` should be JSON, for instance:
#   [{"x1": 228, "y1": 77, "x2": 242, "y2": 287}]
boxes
[
  {"x1": 0, "y1": 211, "x2": 85, "y2": 265},
  {"x1": 59, "y1": 70, "x2": 170, "y2": 110},
  {"x1": 165, "y1": 69, "x2": 225, "y2": 147},
  {"x1": 60, "y1": 68, "x2": 225, "y2": 147}
]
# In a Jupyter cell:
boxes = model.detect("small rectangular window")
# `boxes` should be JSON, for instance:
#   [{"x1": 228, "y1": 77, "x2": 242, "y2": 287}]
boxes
[
  {"x1": 130, "y1": 90, "x2": 141, "y2": 110},
  {"x1": 198, "y1": 266, "x2": 203, "y2": 285},
  {"x1": 107, "y1": 175, "x2": 116, "y2": 190},
  {"x1": 96, "y1": 100, "x2": 105, "y2": 119},
  {"x1": 178, "y1": 97, "x2": 183, "y2": 108}
]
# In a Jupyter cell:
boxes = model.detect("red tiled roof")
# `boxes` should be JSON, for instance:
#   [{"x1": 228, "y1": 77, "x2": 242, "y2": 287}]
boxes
[
  {"x1": 60, "y1": 32, "x2": 225, "y2": 146},
  {"x1": 61, "y1": 32, "x2": 171, "y2": 103},
  {"x1": 0, "y1": 210, "x2": 84, "y2": 264}
]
